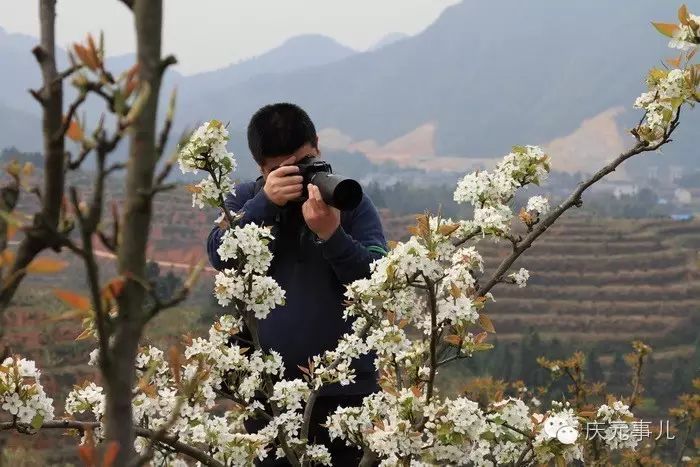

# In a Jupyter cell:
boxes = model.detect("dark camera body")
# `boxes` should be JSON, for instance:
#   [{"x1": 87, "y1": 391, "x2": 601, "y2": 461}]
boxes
[{"x1": 295, "y1": 156, "x2": 362, "y2": 211}]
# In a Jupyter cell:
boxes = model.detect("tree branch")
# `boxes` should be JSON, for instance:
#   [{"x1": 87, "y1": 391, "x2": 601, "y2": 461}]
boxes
[
  {"x1": 69, "y1": 187, "x2": 110, "y2": 365},
  {"x1": 424, "y1": 276, "x2": 438, "y2": 405},
  {"x1": 476, "y1": 116, "x2": 680, "y2": 298}
]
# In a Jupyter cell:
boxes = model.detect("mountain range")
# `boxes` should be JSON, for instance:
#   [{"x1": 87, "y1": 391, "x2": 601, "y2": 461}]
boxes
[{"x1": 1, "y1": 0, "x2": 698, "y2": 179}]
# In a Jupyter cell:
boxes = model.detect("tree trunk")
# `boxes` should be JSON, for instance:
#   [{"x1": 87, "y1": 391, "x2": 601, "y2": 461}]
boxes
[
  {"x1": 104, "y1": 0, "x2": 164, "y2": 463},
  {"x1": 0, "y1": 0, "x2": 65, "y2": 336}
]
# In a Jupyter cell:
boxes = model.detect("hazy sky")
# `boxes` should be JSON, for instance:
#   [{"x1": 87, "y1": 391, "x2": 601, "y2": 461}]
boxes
[{"x1": 0, "y1": 0, "x2": 459, "y2": 75}]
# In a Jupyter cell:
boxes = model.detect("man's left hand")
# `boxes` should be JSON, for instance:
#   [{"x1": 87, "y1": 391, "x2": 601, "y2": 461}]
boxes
[{"x1": 302, "y1": 184, "x2": 340, "y2": 240}]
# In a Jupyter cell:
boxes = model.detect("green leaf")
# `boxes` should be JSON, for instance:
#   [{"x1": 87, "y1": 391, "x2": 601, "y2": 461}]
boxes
[
  {"x1": 31, "y1": 414, "x2": 44, "y2": 430},
  {"x1": 114, "y1": 89, "x2": 126, "y2": 115}
]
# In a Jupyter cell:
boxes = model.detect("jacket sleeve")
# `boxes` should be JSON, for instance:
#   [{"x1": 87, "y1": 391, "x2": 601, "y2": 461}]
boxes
[
  {"x1": 319, "y1": 193, "x2": 388, "y2": 285},
  {"x1": 207, "y1": 182, "x2": 282, "y2": 271}
]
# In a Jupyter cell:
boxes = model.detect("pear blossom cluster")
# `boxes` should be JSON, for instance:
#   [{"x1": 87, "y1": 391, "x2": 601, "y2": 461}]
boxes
[
  {"x1": 213, "y1": 223, "x2": 285, "y2": 318},
  {"x1": 64, "y1": 316, "x2": 319, "y2": 466},
  {"x1": 510, "y1": 267, "x2": 530, "y2": 288},
  {"x1": 526, "y1": 195, "x2": 550, "y2": 215},
  {"x1": 324, "y1": 386, "x2": 626, "y2": 466},
  {"x1": 178, "y1": 119, "x2": 235, "y2": 175},
  {"x1": 309, "y1": 330, "x2": 370, "y2": 389},
  {"x1": 668, "y1": 9, "x2": 699, "y2": 50},
  {"x1": 0, "y1": 356, "x2": 54, "y2": 427},
  {"x1": 179, "y1": 119, "x2": 237, "y2": 209},
  {"x1": 454, "y1": 145, "x2": 550, "y2": 236},
  {"x1": 595, "y1": 400, "x2": 638, "y2": 450},
  {"x1": 190, "y1": 175, "x2": 235, "y2": 209},
  {"x1": 634, "y1": 67, "x2": 698, "y2": 144}
]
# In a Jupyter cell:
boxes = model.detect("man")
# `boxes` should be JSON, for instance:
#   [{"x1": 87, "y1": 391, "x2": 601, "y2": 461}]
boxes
[{"x1": 207, "y1": 103, "x2": 387, "y2": 465}]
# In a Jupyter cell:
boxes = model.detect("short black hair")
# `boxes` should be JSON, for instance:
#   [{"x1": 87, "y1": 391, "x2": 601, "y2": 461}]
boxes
[{"x1": 247, "y1": 103, "x2": 317, "y2": 165}]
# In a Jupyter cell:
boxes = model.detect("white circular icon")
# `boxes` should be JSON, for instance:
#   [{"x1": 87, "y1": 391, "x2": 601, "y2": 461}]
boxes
[
  {"x1": 544, "y1": 417, "x2": 565, "y2": 438},
  {"x1": 556, "y1": 425, "x2": 579, "y2": 444}
]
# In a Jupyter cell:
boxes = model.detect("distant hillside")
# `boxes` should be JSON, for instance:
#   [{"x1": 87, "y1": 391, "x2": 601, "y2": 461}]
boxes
[
  {"x1": 1, "y1": 1, "x2": 699, "y2": 173},
  {"x1": 181, "y1": 0, "x2": 700, "y2": 167},
  {"x1": 0, "y1": 102, "x2": 40, "y2": 151},
  {"x1": 369, "y1": 32, "x2": 409, "y2": 51},
  {"x1": 180, "y1": 34, "x2": 355, "y2": 99},
  {"x1": 0, "y1": 27, "x2": 42, "y2": 113}
]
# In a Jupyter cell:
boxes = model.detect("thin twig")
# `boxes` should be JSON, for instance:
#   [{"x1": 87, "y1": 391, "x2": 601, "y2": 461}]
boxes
[{"x1": 69, "y1": 187, "x2": 110, "y2": 366}]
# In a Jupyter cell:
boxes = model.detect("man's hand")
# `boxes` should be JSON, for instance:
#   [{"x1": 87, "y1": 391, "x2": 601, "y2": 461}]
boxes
[
  {"x1": 302, "y1": 184, "x2": 340, "y2": 241},
  {"x1": 263, "y1": 156, "x2": 303, "y2": 206}
]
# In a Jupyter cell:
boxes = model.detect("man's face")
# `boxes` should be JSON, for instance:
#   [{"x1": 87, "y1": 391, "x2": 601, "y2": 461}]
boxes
[{"x1": 260, "y1": 142, "x2": 320, "y2": 179}]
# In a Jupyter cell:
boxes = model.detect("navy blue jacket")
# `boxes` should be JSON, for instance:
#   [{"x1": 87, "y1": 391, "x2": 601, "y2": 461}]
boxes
[{"x1": 207, "y1": 180, "x2": 387, "y2": 396}]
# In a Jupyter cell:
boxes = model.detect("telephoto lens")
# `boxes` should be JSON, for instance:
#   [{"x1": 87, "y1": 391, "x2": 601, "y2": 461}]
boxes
[{"x1": 296, "y1": 156, "x2": 362, "y2": 210}]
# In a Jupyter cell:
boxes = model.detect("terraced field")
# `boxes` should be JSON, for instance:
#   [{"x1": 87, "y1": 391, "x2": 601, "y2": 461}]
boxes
[
  {"x1": 384, "y1": 214, "x2": 700, "y2": 391},
  {"x1": 476, "y1": 217, "x2": 700, "y2": 347}
]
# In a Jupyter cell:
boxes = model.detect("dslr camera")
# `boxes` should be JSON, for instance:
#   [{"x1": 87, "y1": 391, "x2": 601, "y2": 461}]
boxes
[{"x1": 295, "y1": 155, "x2": 362, "y2": 211}]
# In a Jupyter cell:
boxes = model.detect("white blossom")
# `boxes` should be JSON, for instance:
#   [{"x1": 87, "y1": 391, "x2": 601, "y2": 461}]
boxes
[
  {"x1": 526, "y1": 195, "x2": 550, "y2": 215},
  {"x1": 510, "y1": 267, "x2": 530, "y2": 288},
  {"x1": 0, "y1": 356, "x2": 54, "y2": 427}
]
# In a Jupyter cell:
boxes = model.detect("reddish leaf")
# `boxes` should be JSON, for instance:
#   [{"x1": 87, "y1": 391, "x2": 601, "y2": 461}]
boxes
[
  {"x1": 0, "y1": 250, "x2": 15, "y2": 267},
  {"x1": 101, "y1": 277, "x2": 125, "y2": 301},
  {"x1": 474, "y1": 331, "x2": 488, "y2": 344},
  {"x1": 679, "y1": 4, "x2": 690, "y2": 25},
  {"x1": 478, "y1": 313, "x2": 496, "y2": 333},
  {"x1": 65, "y1": 117, "x2": 84, "y2": 142},
  {"x1": 168, "y1": 346, "x2": 183, "y2": 385},
  {"x1": 54, "y1": 289, "x2": 91, "y2": 311},
  {"x1": 101, "y1": 442, "x2": 120, "y2": 467},
  {"x1": 666, "y1": 56, "x2": 682, "y2": 68},
  {"x1": 444, "y1": 334, "x2": 461, "y2": 346},
  {"x1": 27, "y1": 257, "x2": 69, "y2": 274},
  {"x1": 651, "y1": 22, "x2": 680, "y2": 38},
  {"x1": 86, "y1": 34, "x2": 101, "y2": 70},
  {"x1": 77, "y1": 428, "x2": 96, "y2": 467}
]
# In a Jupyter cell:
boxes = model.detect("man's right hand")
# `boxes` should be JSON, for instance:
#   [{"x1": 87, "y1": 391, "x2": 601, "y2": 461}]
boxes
[{"x1": 263, "y1": 160, "x2": 303, "y2": 206}]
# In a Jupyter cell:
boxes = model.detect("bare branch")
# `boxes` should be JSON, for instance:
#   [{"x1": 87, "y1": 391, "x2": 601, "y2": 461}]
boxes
[
  {"x1": 159, "y1": 54, "x2": 178, "y2": 76},
  {"x1": 105, "y1": 162, "x2": 126, "y2": 176},
  {"x1": 424, "y1": 275, "x2": 438, "y2": 405},
  {"x1": 69, "y1": 187, "x2": 110, "y2": 365},
  {"x1": 55, "y1": 64, "x2": 81, "y2": 83},
  {"x1": 55, "y1": 92, "x2": 87, "y2": 142},
  {"x1": 156, "y1": 89, "x2": 177, "y2": 159},
  {"x1": 155, "y1": 152, "x2": 177, "y2": 188},
  {"x1": 147, "y1": 284, "x2": 189, "y2": 319},
  {"x1": 29, "y1": 88, "x2": 45, "y2": 105}
]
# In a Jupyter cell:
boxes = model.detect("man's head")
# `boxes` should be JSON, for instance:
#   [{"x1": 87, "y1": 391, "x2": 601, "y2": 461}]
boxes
[{"x1": 247, "y1": 103, "x2": 320, "y2": 177}]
